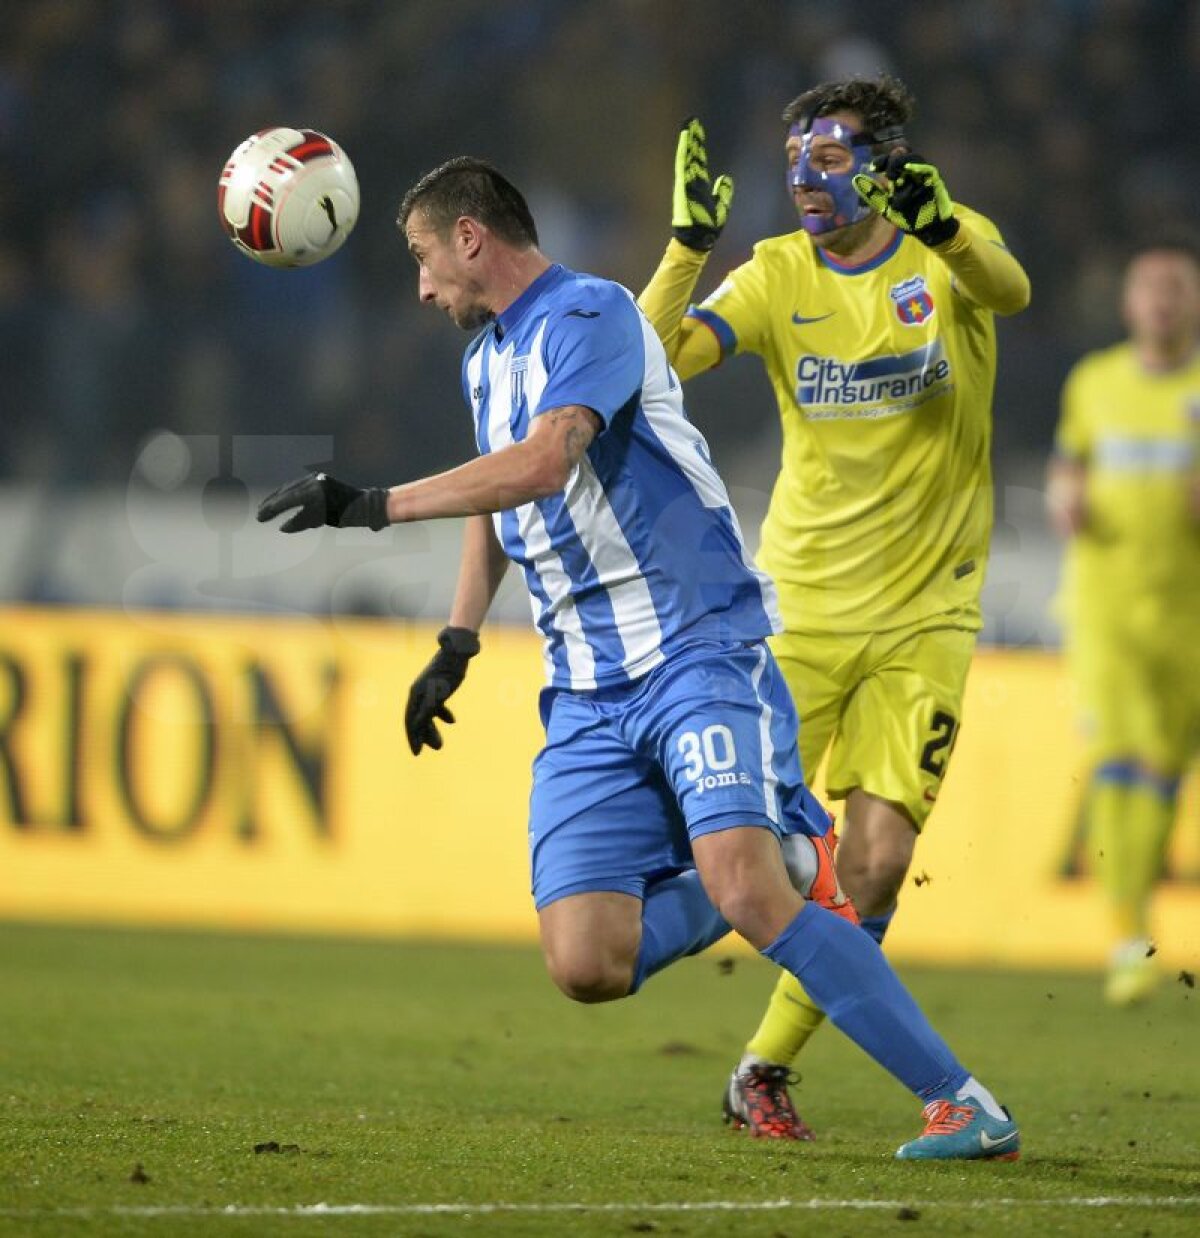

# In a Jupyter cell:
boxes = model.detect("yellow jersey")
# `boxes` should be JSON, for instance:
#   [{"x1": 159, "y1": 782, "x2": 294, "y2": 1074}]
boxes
[
  {"x1": 1056, "y1": 342, "x2": 1200, "y2": 638},
  {"x1": 688, "y1": 207, "x2": 1006, "y2": 634}
]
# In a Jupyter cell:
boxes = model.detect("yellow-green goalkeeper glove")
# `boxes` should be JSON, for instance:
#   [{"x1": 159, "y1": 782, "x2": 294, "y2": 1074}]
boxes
[
  {"x1": 672, "y1": 117, "x2": 734, "y2": 253},
  {"x1": 852, "y1": 150, "x2": 959, "y2": 247}
]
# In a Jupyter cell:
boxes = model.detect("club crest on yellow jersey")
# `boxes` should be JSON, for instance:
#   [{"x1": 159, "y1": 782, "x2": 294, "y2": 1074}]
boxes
[{"x1": 890, "y1": 275, "x2": 935, "y2": 326}]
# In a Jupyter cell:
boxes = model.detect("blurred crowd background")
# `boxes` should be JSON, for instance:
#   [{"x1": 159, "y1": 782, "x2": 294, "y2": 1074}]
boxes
[{"x1": 2, "y1": 0, "x2": 1197, "y2": 627}]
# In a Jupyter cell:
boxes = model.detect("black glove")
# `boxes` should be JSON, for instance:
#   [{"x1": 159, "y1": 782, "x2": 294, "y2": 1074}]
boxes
[
  {"x1": 405, "y1": 626, "x2": 480, "y2": 755},
  {"x1": 852, "y1": 150, "x2": 960, "y2": 247},
  {"x1": 256, "y1": 472, "x2": 390, "y2": 533},
  {"x1": 671, "y1": 117, "x2": 734, "y2": 252}
]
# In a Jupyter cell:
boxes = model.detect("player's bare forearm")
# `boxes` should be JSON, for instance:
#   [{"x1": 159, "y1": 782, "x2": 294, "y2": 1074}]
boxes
[
  {"x1": 1045, "y1": 454, "x2": 1088, "y2": 538},
  {"x1": 934, "y1": 221, "x2": 1031, "y2": 316},
  {"x1": 448, "y1": 515, "x2": 509, "y2": 632},
  {"x1": 638, "y1": 240, "x2": 721, "y2": 379},
  {"x1": 384, "y1": 449, "x2": 550, "y2": 522},
  {"x1": 385, "y1": 405, "x2": 600, "y2": 524}
]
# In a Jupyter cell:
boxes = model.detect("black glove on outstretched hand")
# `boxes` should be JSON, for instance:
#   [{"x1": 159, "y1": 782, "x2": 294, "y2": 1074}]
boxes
[
  {"x1": 852, "y1": 150, "x2": 960, "y2": 247},
  {"x1": 405, "y1": 626, "x2": 481, "y2": 755},
  {"x1": 256, "y1": 472, "x2": 390, "y2": 533}
]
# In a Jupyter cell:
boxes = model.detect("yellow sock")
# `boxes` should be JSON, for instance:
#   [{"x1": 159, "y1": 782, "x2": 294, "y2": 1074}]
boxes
[
  {"x1": 1119, "y1": 779, "x2": 1177, "y2": 939},
  {"x1": 1089, "y1": 775, "x2": 1131, "y2": 937},
  {"x1": 1089, "y1": 766, "x2": 1177, "y2": 942},
  {"x1": 744, "y1": 970, "x2": 826, "y2": 1065}
]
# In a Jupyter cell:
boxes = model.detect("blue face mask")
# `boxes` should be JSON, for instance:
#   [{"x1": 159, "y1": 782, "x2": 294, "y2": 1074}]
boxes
[{"x1": 787, "y1": 116, "x2": 876, "y2": 236}]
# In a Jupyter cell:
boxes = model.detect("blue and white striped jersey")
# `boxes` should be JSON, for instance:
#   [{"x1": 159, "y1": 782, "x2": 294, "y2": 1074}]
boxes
[{"x1": 463, "y1": 264, "x2": 780, "y2": 690}]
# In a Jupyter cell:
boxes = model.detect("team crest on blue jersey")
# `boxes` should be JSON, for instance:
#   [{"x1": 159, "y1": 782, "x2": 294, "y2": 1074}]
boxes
[
  {"x1": 510, "y1": 355, "x2": 527, "y2": 410},
  {"x1": 889, "y1": 275, "x2": 935, "y2": 326}
]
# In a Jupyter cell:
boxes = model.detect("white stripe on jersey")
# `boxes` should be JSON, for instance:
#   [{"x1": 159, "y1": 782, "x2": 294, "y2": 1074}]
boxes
[
  {"x1": 750, "y1": 644, "x2": 780, "y2": 824},
  {"x1": 511, "y1": 501, "x2": 598, "y2": 689},
  {"x1": 465, "y1": 346, "x2": 485, "y2": 426},
  {"x1": 519, "y1": 321, "x2": 549, "y2": 409},
  {"x1": 633, "y1": 312, "x2": 783, "y2": 632},
  {"x1": 487, "y1": 325, "x2": 598, "y2": 689},
  {"x1": 567, "y1": 458, "x2": 666, "y2": 679},
  {"x1": 526, "y1": 329, "x2": 666, "y2": 679},
  {"x1": 484, "y1": 340, "x2": 513, "y2": 446},
  {"x1": 634, "y1": 313, "x2": 728, "y2": 510}
]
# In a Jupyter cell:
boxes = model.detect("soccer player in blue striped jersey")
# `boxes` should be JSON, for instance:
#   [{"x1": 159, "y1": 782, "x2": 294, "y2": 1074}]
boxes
[{"x1": 257, "y1": 156, "x2": 1019, "y2": 1160}]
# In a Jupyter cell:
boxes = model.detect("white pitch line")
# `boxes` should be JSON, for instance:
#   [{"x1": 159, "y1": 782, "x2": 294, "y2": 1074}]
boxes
[{"x1": 2, "y1": 1197, "x2": 1199, "y2": 1219}]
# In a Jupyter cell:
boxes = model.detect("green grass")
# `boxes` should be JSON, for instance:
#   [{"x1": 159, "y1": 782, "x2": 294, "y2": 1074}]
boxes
[{"x1": 0, "y1": 923, "x2": 1197, "y2": 1237}]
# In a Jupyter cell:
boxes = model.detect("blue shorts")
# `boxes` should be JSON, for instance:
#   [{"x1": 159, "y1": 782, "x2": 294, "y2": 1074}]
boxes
[{"x1": 529, "y1": 640, "x2": 830, "y2": 909}]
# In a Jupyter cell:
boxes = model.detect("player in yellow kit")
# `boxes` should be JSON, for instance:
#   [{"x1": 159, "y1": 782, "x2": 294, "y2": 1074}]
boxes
[
  {"x1": 1046, "y1": 242, "x2": 1200, "y2": 1006},
  {"x1": 639, "y1": 75, "x2": 1030, "y2": 1137}
]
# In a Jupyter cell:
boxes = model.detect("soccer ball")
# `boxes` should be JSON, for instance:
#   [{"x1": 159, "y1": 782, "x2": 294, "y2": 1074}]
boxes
[{"x1": 218, "y1": 127, "x2": 359, "y2": 268}]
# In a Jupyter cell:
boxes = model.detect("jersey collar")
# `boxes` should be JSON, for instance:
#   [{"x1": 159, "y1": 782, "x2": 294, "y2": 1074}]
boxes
[
  {"x1": 814, "y1": 227, "x2": 903, "y2": 275},
  {"x1": 494, "y1": 263, "x2": 566, "y2": 341},
  {"x1": 1132, "y1": 342, "x2": 1200, "y2": 376}
]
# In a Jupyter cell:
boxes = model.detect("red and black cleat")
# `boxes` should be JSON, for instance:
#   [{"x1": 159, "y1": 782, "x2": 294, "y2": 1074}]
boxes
[{"x1": 722, "y1": 1064, "x2": 815, "y2": 1140}]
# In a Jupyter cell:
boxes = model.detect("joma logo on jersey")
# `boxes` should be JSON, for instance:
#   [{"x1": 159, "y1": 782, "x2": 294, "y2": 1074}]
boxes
[
  {"x1": 795, "y1": 340, "x2": 951, "y2": 416},
  {"x1": 889, "y1": 275, "x2": 935, "y2": 325},
  {"x1": 510, "y1": 356, "x2": 528, "y2": 410},
  {"x1": 694, "y1": 770, "x2": 753, "y2": 796}
]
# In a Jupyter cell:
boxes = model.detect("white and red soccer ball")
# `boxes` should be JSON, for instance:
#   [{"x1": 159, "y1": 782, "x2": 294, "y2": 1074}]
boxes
[{"x1": 218, "y1": 127, "x2": 359, "y2": 268}]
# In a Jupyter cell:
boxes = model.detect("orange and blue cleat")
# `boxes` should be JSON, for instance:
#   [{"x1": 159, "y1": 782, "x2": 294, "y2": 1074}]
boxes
[{"x1": 895, "y1": 1098, "x2": 1021, "y2": 1161}]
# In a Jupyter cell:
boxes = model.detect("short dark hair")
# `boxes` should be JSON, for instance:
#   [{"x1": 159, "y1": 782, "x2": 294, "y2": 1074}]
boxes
[
  {"x1": 782, "y1": 74, "x2": 915, "y2": 147},
  {"x1": 1124, "y1": 237, "x2": 1200, "y2": 274},
  {"x1": 397, "y1": 156, "x2": 538, "y2": 247}
]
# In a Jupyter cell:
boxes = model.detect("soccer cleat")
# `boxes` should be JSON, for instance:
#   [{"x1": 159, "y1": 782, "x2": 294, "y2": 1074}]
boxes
[
  {"x1": 894, "y1": 1099, "x2": 1020, "y2": 1161},
  {"x1": 1105, "y1": 941, "x2": 1160, "y2": 1006},
  {"x1": 807, "y1": 828, "x2": 860, "y2": 926},
  {"x1": 722, "y1": 1064, "x2": 815, "y2": 1140},
  {"x1": 781, "y1": 828, "x2": 860, "y2": 926}
]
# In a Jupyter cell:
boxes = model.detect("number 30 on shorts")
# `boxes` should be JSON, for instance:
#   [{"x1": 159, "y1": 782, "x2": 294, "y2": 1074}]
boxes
[
  {"x1": 677, "y1": 725, "x2": 737, "y2": 780},
  {"x1": 919, "y1": 709, "x2": 960, "y2": 778}
]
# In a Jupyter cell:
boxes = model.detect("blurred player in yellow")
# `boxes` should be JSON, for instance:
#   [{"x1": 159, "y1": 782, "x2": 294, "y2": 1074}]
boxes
[
  {"x1": 1046, "y1": 241, "x2": 1200, "y2": 1006},
  {"x1": 638, "y1": 75, "x2": 1030, "y2": 1137}
]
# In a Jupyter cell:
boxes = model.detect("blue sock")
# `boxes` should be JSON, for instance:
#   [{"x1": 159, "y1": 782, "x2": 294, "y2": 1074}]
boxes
[
  {"x1": 859, "y1": 907, "x2": 896, "y2": 947},
  {"x1": 763, "y1": 902, "x2": 968, "y2": 1100},
  {"x1": 630, "y1": 870, "x2": 730, "y2": 993}
]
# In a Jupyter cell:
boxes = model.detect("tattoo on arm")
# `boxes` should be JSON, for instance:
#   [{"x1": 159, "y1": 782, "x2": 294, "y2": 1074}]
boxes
[
  {"x1": 545, "y1": 406, "x2": 598, "y2": 468},
  {"x1": 562, "y1": 423, "x2": 588, "y2": 467}
]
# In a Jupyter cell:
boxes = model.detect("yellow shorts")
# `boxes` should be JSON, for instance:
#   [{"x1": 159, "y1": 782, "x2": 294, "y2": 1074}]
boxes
[
  {"x1": 1066, "y1": 620, "x2": 1200, "y2": 773},
  {"x1": 770, "y1": 619, "x2": 977, "y2": 830}
]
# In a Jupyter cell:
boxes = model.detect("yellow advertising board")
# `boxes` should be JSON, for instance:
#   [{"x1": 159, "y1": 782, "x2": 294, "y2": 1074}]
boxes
[
  {"x1": 1, "y1": 608, "x2": 1197, "y2": 968},
  {"x1": 0, "y1": 608, "x2": 543, "y2": 941},
  {"x1": 880, "y1": 650, "x2": 1200, "y2": 968}
]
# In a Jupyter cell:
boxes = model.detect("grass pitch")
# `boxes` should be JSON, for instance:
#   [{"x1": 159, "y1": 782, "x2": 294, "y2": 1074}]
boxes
[{"x1": 1, "y1": 923, "x2": 1198, "y2": 1237}]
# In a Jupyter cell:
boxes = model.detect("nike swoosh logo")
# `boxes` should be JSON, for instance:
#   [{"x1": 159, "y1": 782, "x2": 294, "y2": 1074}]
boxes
[
  {"x1": 792, "y1": 311, "x2": 835, "y2": 325},
  {"x1": 565, "y1": 309, "x2": 600, "y2": 319},
  {"x1": 979, "y1": 1130, "x2": 1019, "y2": 1151}
]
